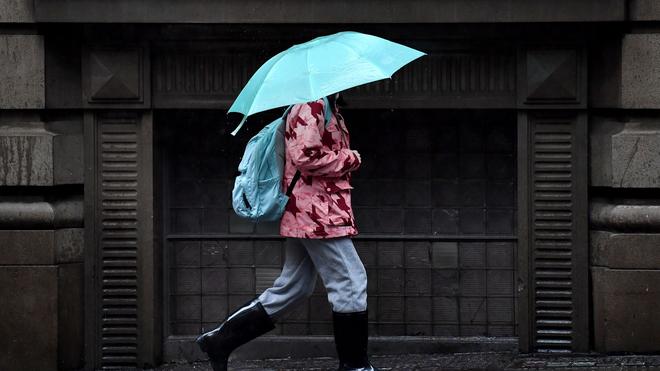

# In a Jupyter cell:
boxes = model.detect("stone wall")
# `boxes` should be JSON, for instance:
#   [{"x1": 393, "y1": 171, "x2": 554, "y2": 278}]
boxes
[
  {"x1": 589, "y1": 32, "x2": 660, "y2": 352},
  {"x1": 0, "y1": 1, "x2": 84, "y2": 369}
]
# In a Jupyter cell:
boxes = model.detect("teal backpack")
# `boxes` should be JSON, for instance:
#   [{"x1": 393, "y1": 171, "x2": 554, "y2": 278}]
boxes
[{"x1": 232, "y1": 97, "x2": 332, "y2": 222}]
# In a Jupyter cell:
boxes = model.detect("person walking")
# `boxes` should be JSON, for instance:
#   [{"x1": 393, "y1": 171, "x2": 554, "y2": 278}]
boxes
[{"x1": 196, "y1": 93, "x2": 378, "y2": 371}]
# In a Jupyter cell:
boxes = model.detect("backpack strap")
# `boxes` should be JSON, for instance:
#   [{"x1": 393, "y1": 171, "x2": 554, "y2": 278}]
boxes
[{"x1": 286, "y1": 97, "x2": 333, "y2": 196}]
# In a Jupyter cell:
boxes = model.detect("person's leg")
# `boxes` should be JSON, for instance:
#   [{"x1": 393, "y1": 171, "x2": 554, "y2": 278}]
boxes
[
  {"x1": 300, "y1": 237, "x2": 367, "y2": 313},
  {"x1": 252, "y1": 237, "x2": 319, "y2": 321},
  {"x1": 196, "y1": 238, "x2": 318, "y2": 371},
  {"x1": 300, "y1": 237, "x2": 376, "y2": 371}
]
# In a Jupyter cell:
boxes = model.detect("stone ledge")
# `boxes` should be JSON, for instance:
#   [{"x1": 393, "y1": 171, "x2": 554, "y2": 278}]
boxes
[
  {"x1": 591, "y1": 201, "x2": 660, "y2": 232},
  {"x1": 33, "y1": 0, "x2": 625, "y2": 23},
  {"x1": 0, "y1": 195, "x2": 83, "y2": 229}
]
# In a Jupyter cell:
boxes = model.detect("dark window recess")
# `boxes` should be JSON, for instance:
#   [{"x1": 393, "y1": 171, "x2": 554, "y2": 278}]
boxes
[{"x1": 159, "y1": 109, "x2": 518, "y2": 338}]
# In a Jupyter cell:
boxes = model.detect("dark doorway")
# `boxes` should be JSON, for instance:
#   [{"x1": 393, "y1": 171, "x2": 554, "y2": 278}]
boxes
[{"x1": 157, "y1": 108, "x2": 518, "y2": 343}]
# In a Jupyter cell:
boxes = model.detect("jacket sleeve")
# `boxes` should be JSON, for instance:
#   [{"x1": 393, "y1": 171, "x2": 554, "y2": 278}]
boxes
[{"x1": 286, "y1": 101, "x2": 361, "y2": 178}]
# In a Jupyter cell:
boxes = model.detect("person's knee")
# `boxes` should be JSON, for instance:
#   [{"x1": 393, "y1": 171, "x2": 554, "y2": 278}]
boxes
[
  {"x1": 332, "y1": 266, "x2": 368, "y2": 312},
  {"x1": 303, "y1": 275, "x2": 318, "y2": 298}
]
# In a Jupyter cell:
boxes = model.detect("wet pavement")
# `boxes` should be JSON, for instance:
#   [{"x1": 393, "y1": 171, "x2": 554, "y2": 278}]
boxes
[{"x1": 157, "y1": 352, "x2": 660, "y2": 370}]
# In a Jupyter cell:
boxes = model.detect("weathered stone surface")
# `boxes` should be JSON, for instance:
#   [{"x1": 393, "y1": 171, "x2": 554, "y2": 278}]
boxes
[
  {"x1": 0, "y1": 118, "x2": 55, "y2": 186},
  {"x1": 591, "y1": 231, "x2": 660, "y2": 269},
  {"x1": 55, "y1": 228, "x2": 83, "y2": 263},
  {"x1": 0, "y1": 201, "x2": 55, "y2": 228},
  {"x1": 589, "y1": 117, "x2": 621, "y2": 187},
  {"x1": 592, "y1": 267, "x2": 660, "y2": 352},
  {"x1": 49, "y1": 119, "x2": 84, "y2": 185},
  {"x1": 0, "y1": 265, "x2": 58, "y2": 371},
  {"x1": 0, "y1": 35, "x2": 44, "y2": 109},
  {"x1": 611, "y1": 122, "x2": 660, "y2": 187},
  {"x1": 630, "y1": 0, "x2": 660, "y2": 21},
  {"x1": 622, "y1": 34, "x2": 660, "y2": 109},
  {"x1": 591, "y1": 34, "x2": 660, "y2": 109},
  {"x1": 590, "y1": 119, "x2": 660, "y2": 188},
  {"x1": 0, "y1": 230, "x2": 55, "y2": 265},
  {"x1": 591, "y1": 201, "x2": 660, "y2": 232},
  {"x1": 0, "y1": 0, "x2": 34, "y2": 22},
  {"x1": 52, "y1": 195, "x2": 84, "y2": 228},
  {"x1": 590, "y1": 36, "x2": 622, "y2": 108},
  {"x1": 0, "y1": 195, "x2": 83, "y2": 229},
  {"x1": 58, "y1": 263, "x2": 84, "y2": 370},
  {"x1": 33, "y1": 0, "x2": 625, "y2": 23}
]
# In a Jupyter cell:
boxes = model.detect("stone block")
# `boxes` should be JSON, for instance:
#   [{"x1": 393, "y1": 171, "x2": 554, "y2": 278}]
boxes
[
  {"x1": 52, "y1": 127, "x2": 84, "y2": 185},
  {"x1": 592, "y1": 33, "x2": 660, "y2": 109},
  {"x1": 622, "y1": 34, "x2": 660, "y2": 108},
  {"x1": 0, "y1": 117, "x2": 83, "y2": 186},
  {"x1": 592, "y1": 231, "x2": 660, "y2": 269},
  {"x1": 0, "y1": 230, "x2": 55, "y2": 265},
  {"x1": 0, "y1": 0, "x2": 34, "y2": 22},
  {"x1": 0, "y1": 265, "x2": 58, "y2": 371},
  {"x1": 590, "y1": 118, "x2": 660, "y2": 188},
  {"x1": 592, "y1": 267, "x2": 660, "y2": 352},
  {"x1": 55, "y1": 228, "x2": 83, "y2": 263},
  {"x1": 0, "y1": 119, "x2": 55, "y2": 186},
  {"x1": 611, "y1": 123, "x2": 660, "y2": 187},
  {"x1": 0, "y1": 35, "x2": 44, "y2": 109},
  {"x1": 57, "y1": 263, "x2": 84, "y2": 370},
  {"x1": 591, "y1": 201, "x2": 660, "y2": 232},
  {"x1": 630, "y1": 0, "x2": 660, "y2": 21}
]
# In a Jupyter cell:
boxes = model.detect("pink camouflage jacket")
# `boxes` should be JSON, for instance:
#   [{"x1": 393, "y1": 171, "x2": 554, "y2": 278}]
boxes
[{"x1": 280, "y1": 98, "x2": 361, "y2": 239}]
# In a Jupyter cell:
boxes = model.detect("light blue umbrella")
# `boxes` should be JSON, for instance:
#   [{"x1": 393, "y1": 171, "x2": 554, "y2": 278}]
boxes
[{"x1": 229, "y1": 31, "x2": 426, "y2": 135}]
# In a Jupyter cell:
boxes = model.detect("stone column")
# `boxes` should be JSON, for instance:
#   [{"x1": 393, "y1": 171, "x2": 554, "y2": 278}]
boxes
[
  {"x1": 0, "y1": 1, "x2": 84, "y2": 370},
  {"x1": 590, "y1": 29, "x2": 660, "y2": 352}
]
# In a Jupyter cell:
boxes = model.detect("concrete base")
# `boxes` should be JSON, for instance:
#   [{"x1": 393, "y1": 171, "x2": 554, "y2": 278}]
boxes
[
  {"x1": 164, "y1": 335, "x2": 517, "y2": 363},
  {"x1": 592, "y1": 267, "x2": 660, "y2": 353},
  {"x1": 0, "y1": 266, "x2": 58, "y2": 371}
]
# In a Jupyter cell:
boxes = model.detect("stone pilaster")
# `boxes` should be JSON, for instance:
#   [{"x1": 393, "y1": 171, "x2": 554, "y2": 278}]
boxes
[
  {"x1": 589, "y1": 32, "x2": 660, "y2": 353},
  {"x1": 0, "y1": 3, "x2": 84, "y2": 369}
]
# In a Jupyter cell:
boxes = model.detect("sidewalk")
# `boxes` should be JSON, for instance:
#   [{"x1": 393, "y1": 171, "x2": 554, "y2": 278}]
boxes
[{"x1": 158, "y1": 352, "x2": 660, "y2": 370}]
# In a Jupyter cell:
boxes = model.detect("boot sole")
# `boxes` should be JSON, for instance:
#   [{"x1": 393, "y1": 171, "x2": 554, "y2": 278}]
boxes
[{"x1": 195, "y1": 334, "x2": 209, "y2": 353}]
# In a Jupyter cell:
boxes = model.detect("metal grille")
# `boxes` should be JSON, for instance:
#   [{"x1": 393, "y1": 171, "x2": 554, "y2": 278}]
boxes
[
  {"x1": 161, "y1": 109, "x2": 518, "y2": 338},
  {"x1": 97, "y1": 115, "x2": 140, "y2": 368},
  {"x1": 529, "y1": 117, "x2": 580, "y2": 353}
]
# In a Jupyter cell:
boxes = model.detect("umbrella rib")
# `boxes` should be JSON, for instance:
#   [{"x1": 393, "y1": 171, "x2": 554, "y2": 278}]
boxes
[
  {"x1": 248, "y1": 52, "x2": 289, "y2": 115},
  {"x1": 306, "y1": 48, "x2": 316, "y2": 100}
]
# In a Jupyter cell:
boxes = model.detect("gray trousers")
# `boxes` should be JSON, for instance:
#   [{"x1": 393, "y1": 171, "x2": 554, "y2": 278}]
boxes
[{"x1": 251, "y1": 237, "x2": 368, "y2": 321}]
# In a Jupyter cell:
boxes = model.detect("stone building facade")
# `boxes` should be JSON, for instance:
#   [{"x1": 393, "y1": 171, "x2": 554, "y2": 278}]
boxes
[{"x1": 0, "y1": 1, "x2": 659, "y2": 370}]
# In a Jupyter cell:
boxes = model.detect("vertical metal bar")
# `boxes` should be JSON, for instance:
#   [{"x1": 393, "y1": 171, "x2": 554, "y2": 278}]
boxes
[
  {"x1": 516, "y1": 111, "x2": 531, "y2": 353},
  {"x1": 572, "y1": 112, "x2": 589, "y2": 352},
  {"x1": 83, "y1": 111, "x2": 99, "y2": 370},
  {"x1": 138, "y1": 110, "x2": 158, "y2": 366}
]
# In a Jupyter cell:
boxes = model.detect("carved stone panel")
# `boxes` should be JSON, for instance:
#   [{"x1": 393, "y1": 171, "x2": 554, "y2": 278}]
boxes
[
  {"x1": 152, "y1": 45, "x2": 517, "y2": 109},
  {"x1": 82, "y1": 47, "x2": 150, "y2": 108},
  {"x1": 518, "y1": 47, "x2": 586, "y2": 108}
]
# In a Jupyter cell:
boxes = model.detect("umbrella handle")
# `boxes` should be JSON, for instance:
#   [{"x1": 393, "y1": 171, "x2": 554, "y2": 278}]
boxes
[{"x1": 230, "y1": 115, "x2": 248, "y2": 136}]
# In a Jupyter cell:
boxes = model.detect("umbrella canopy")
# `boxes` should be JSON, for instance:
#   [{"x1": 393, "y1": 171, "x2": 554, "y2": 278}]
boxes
[{"x1": 229, "y1": 31, "x2": 426, "y2": 135}]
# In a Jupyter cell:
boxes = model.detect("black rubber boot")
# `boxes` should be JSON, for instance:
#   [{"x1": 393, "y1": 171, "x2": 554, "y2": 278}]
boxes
[
  {"x1": 196, "y1": 298, "x2": 276, "y2": 371},
  {"x1": 332, "y1": 309, "x2": 379, "y2": 371}
]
